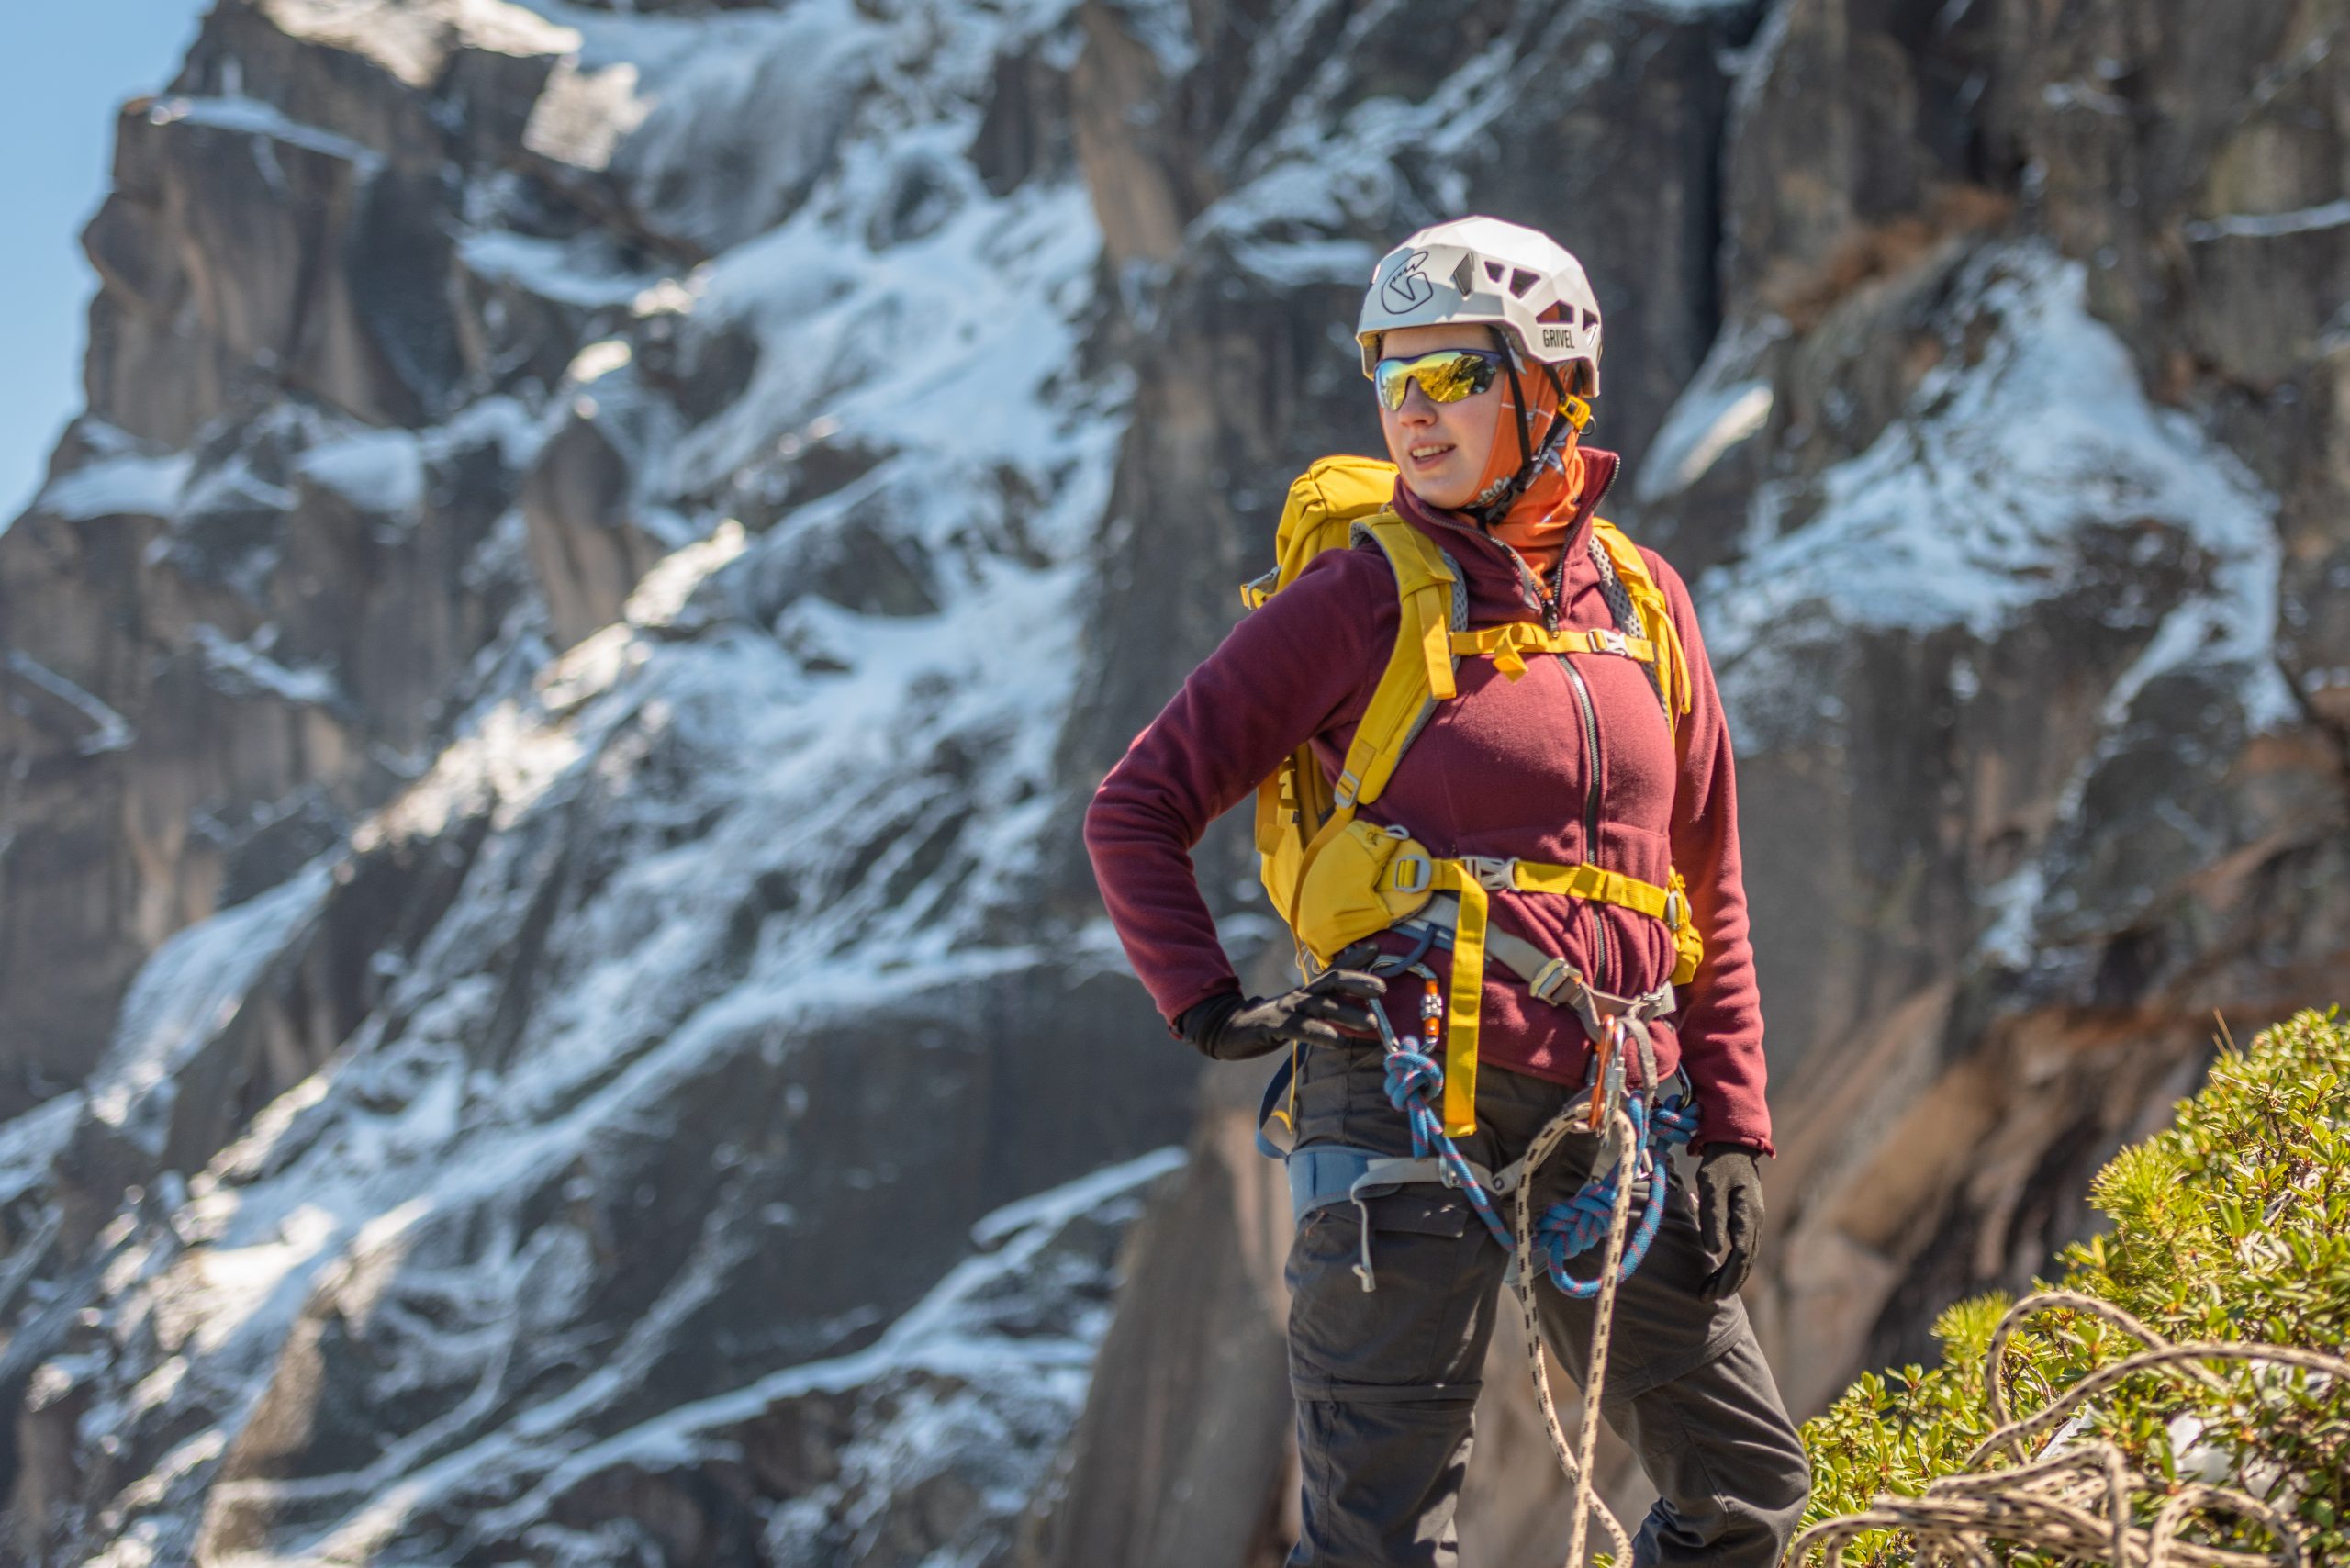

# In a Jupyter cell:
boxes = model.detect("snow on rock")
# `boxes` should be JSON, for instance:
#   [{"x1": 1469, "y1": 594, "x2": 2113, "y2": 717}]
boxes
[
  {"x1": 87, "y1": 866, "x2": 335, "y2": 1158},
  {"x1": 2183, "y1": 199, "x2": 2350, "y2": 241},
  {"x1": 46, "y1": 532, "x2": 1145, "y2": 1555},
  {"x1": 504, "y1": 1147, "x2": 1188, "y2": 1568},
  {"x1": 526, "y1": 0, "x2": 890, "y2": 251},
  {"x1": 295, "y1": 428, "x2": 426, "y2": 519},
  {"x1": 3, "y1": 651, "x2": 137, "y2": 755},
  {"x1": 456, "y1": 228, "x2": 666, "y2": 310},
  {"x1": 1634, "y1": 319, "x2": 1776, "y2": 505},
  {"x1": 1692, "y1": 243, "x2": 2305, "y2": 983},
  {"x1": 1704, "y1": 243, "x2": 2290, "y2": 751},
  {"x1": 245, "y1": 0, "x2": 582, "y2": 88},
  {"x1": 0, "y1": 1091, "x2": 85, "y2": 1212},
  {"x1": 143, "y1": 90, "x2": 382, "y2": 166},
  {"x1": 28, "y1": 447, "x2": 194, "y2": 526},
  {"x1": 194, "y1": 625, "x2": 345, "y2": 707}
]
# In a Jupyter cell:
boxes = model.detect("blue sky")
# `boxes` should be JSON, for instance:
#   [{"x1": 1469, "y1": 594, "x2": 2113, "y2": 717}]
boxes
[{"x1": 2, "y1": 1, "x2": 210, "y2": 518}]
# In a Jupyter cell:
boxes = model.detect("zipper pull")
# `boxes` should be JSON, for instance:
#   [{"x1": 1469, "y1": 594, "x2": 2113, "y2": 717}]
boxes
[{"x1": 1501, "y1": 543, "x2": 1549, "y2": 621}]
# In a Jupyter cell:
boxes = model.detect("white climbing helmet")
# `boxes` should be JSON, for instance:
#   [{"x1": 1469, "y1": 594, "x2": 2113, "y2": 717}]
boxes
[{"x1": 1356, "y1": 216, "x2": 1604, "y2": 397}]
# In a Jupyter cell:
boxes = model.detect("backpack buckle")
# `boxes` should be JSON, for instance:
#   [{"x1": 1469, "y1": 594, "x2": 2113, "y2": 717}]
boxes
[
  {"x1": 1461, "y1": 856, "x2": 1516, "y2": 891},
  {"x1": 1595, "y1": 628, "x2": 1630, "y2": 655}
]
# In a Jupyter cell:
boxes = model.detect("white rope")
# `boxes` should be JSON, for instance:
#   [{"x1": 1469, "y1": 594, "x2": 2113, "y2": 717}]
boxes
[
  {"x1": 1512, "y1": 1098, "x2": 1644, "y2": 1566},
  {"x1": 1787, "y1": 1290, "x2": 2350, "y2": 1567}
]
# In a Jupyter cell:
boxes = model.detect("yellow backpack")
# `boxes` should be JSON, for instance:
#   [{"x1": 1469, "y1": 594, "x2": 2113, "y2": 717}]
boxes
[{"x1": 1244, "y1": 454, "x2": 1701, "y2": 1133}]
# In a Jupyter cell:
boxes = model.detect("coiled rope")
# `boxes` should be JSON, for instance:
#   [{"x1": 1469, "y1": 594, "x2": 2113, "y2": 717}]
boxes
[
  {"x1": 1371, "y1": 1006, "x2": 1695, "y2": 1563},
  {"x1": 1788, "y1": 1291, "x2": 2350, "y2": 1567},
  {"x1": 1376, "y1": 1025, "x2": 1697, "y2": 1297}
]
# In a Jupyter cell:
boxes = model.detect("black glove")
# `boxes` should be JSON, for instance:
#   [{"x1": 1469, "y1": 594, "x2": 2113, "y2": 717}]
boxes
[
  {"x1": 1695, "y1": 1148, "x2": 1764, "y2": 1299},
  {"x1": 1175, "y1": 970, "x2": 1388, "y2": 1062}
]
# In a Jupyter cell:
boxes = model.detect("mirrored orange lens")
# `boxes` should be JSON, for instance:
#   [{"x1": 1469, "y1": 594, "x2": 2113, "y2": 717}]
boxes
[{"x1": 1374, "y1": 350, "x2": 1499, "y2": 410}]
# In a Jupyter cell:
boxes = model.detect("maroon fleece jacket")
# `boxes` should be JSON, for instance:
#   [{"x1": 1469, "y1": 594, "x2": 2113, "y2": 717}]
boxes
[{"x1": 1081, "y1": 448, "x2": 1773, "y2": 1156}]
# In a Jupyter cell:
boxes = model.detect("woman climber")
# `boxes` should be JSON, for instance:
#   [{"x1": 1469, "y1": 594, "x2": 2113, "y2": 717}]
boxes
[{"x1": 1083, "y1": 215, "x2": 1811, "y2": 1567}]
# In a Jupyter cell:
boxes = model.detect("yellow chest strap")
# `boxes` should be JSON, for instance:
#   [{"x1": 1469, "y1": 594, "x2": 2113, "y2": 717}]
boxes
[{"x1": 1450, "y1": 622, "x2": 1658, "y2": 681}]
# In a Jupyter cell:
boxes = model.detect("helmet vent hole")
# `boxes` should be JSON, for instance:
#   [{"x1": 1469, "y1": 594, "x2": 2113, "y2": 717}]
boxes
[
  {"x1": 1483, "y1": 261, "x2": 1506, "y2": 281},
  {"x1": 1508, "y1": 268, "x2": 1540, "y2": 297}
]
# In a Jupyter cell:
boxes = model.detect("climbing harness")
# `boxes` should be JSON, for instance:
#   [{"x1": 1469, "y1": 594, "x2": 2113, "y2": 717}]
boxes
[{"x1": 1263, "y1": 986, "x2": 1695, "y2": 1297}]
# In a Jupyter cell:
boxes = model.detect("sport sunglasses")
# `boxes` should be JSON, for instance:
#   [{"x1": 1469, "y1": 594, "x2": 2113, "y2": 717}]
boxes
[{"x1": 1371, "y1": 347, "x2": 1506, "y2": 411}]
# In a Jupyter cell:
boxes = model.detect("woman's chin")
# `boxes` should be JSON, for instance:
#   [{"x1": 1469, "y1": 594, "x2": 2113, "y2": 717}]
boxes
[{"x1": 1400, "y1": 470, "x2": 1477, "y2": 510}]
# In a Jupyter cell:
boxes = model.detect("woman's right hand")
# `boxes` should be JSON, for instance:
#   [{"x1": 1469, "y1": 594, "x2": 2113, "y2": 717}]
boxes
[{"x1": 1176, "y1": 970, "x2": 1388, "y2": 1061}]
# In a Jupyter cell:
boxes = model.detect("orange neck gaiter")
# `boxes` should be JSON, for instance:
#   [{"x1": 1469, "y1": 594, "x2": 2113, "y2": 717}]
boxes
[{"x1": 1486, "y1": 441, "x2": 1587, "y2": 582}]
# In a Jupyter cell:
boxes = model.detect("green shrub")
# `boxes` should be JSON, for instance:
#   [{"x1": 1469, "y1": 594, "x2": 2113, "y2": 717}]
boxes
[{"x1": 1794, "y1": 1007, "x2": 2350, "y2": 1565}]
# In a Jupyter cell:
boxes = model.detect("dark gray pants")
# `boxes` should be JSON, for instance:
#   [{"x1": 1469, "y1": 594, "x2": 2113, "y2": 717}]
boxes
[{"x1": 1282, "y1": 1047, "x2": 1811, "y2": 1567}]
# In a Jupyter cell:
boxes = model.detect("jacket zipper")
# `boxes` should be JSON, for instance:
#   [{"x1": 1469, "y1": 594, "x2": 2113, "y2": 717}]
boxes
[
  {"x1": 1496, "y1": 543, "x2": 1561, "y2": 633},
  {"x1": 1493, "y1": 534, "x2": 1616, "y2": 987},
  {"x1": 1561, "y1": 657, "x2": 1613, "y2": 984}
]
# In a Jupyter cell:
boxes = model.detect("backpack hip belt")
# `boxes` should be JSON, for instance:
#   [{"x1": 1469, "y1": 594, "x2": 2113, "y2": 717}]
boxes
[
  {"x1": 1397, "y1": 890, "x2": 1677, "y2": 1036},
  {"x1": 1321, "y1": 850, "x2": 1688, "y2": 1135}
]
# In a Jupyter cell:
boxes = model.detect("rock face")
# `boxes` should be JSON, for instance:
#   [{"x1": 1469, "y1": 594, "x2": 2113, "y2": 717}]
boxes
[
  {"x1": 3, "y1": 3, "x2": 1197, "y2": 1562},
  {"x1": 1, "y1": 0, "x2": 2344, "y2": 1564}
]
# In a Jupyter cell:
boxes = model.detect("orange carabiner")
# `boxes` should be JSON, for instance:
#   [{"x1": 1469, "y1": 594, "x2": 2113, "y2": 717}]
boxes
[{"x1": 1587, "y1": 1016, "x2": 1625, "y2": 1131}]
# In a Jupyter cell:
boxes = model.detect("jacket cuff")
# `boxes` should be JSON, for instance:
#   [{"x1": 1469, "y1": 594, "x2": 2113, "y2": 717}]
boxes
[{"x1": 1164, "y1": 979, "x2": 1244, "y2": 1040}]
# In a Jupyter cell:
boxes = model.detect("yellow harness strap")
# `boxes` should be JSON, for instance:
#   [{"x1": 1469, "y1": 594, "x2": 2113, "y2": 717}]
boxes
[
  {"x1": 1438, "y1": 865, "x2": 1490, "y2": 1136},
  {"x1": 1336, "y1": 519, "x2": 1458, "y2": 807},
  {"x1": 1379, "y1": 519, "x2": 1458, "y2": 703}
]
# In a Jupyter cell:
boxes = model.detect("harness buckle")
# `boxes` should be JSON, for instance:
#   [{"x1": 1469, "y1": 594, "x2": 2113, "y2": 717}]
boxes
[
  {"x1": 1528, "y1": 957, "x2": 1588, "y2": 1007},
  {"x1": 1595, "y1": 628, "x2": 1630, "y2": 655},
  {"x1": 1583, "y1": 988, "x2": 1636, "y2": 1021},
  {"x1": 1388, "y1": 850, "x2": 1434, "y2": 894},
  {"x1": 1461, "y1": 855, "x2": 1516, "y2": 891}
]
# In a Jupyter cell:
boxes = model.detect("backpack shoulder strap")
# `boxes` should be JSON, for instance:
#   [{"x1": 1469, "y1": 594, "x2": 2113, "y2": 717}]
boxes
[
  {"x1": 1587, "y1": 518, "x2": 1692, "y2": 729},
  {"x1": 1332, "y1": 515, "x2": 1460, "y2": 808},
  {"x1": 1280, "y1": 515, "x2": 1466, "y2": 922}
]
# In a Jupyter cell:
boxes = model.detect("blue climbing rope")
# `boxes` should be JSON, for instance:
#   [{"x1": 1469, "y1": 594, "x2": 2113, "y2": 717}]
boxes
[{"x1": 1377, "y1": 1026, "x2": 1698, "y2": 1300}]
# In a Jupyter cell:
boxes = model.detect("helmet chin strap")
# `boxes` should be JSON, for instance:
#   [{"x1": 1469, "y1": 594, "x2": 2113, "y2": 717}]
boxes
[{"x1": 1466, "y1": 343, "x2": 1582, "y2": 530}]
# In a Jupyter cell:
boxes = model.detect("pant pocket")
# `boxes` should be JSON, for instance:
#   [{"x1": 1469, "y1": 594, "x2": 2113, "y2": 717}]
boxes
[{"x1": 1288, "y1": 1190, "x2": 1491, "y2": 1403}]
